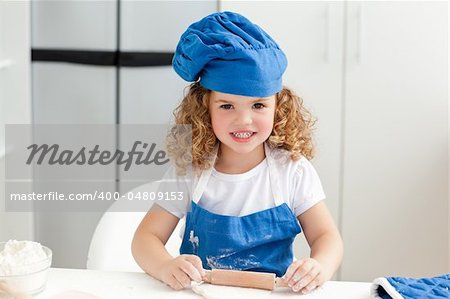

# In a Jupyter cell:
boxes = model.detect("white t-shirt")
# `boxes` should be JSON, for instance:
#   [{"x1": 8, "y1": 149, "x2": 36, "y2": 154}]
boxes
[{"x1": 157, "y1": 146, "x2": 326, "y2": 219}]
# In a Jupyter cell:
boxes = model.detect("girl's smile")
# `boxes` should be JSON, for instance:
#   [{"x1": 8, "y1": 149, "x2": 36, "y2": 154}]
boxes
[{"x1": 230, "y1": 131, "x2": 257, "y2": 142}]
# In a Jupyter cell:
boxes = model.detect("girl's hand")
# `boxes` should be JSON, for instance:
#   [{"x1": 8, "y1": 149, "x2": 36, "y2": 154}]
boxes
[
  {"x1": 158, "y1": 254, "x2": 206, "y2": 290},
  {"x1": 282, "y1": 258, "x2": 326, "y2": 294}
]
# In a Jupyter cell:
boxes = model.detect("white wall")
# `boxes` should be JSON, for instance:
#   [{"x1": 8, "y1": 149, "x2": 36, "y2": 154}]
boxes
[{"x1": 0, "y1": 0, "x2": 34, "y2": 241}]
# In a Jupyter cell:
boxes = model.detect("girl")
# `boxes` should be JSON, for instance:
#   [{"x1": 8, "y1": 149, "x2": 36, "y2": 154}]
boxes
[{"x1": 132, "y1": 11, "x2": 343, "y2": 295}]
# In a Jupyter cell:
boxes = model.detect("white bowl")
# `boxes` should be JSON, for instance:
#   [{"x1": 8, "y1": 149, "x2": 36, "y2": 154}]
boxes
[{"x1": 0, "y1": 242, "x2": 52, "y2": 295}]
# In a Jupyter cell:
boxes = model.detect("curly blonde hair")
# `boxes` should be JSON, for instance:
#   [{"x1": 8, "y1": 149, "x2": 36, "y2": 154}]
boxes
[{"x1": 166, "y1": 82, "x2": 316, "y2": 175}]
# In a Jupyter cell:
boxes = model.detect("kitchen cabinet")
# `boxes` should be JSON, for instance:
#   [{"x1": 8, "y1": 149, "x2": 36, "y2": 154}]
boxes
[
  {"x1": 119, "y1": 1, "x2": 217, "y2": 124},
  {"x1": 341, "y1": 1, "x2": 447, "y2": 281},
  {"x1": 118, "y1": 1, "x2": 217, "y2": 195},
  {"x1": 118, "y1": 1, "x2": 217, "y2": 147},
  {"x1": 31, "y1": 0, "x2": 117, "y2": 269},
  {"x1": 221, "y1": 1, "x2": 448, "y2": 281},
  {"x1": 30, "y1": 0, "x2": 218, "y2": 269}
]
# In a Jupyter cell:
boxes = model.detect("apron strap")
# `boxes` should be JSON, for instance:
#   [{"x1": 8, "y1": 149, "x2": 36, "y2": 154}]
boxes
[
  {"x1": 192, "y1": 144, "x2": 218, "y2": 203},
  {"x1": 265, "y1": 143, "x2": 285, "y2": 207}
]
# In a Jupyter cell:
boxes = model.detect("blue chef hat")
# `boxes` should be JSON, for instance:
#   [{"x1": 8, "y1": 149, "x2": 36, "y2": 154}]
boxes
[{"x1": 172, "y1": 11, "x2": 287, "y2": 97}]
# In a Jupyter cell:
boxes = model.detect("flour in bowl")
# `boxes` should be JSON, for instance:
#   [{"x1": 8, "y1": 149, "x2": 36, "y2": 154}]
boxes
[{"x1": 0, "y1": 240, "x2": 48, "y2": 276}]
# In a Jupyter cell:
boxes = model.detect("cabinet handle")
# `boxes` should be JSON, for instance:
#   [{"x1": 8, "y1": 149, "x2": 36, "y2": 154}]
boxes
[
  {"x1": 0, "y1": 59, "x2": 13, "y2": 70},
  {"x1": 324, "y1": 3, "x2": 330, "y2": 63}
]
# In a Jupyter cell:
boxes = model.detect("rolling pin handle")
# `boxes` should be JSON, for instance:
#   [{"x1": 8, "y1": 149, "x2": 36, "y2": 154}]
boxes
[{"x1": 275, "y1": 277, "x2": 290, "y2": 288}]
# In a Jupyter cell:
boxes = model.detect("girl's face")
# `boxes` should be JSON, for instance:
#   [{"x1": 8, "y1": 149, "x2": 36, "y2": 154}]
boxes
[{"x1": 208, "y1": 90, "x2": 276, "y2": 155}]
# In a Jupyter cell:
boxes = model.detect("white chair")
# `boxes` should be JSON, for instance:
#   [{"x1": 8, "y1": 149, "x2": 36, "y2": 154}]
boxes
[{"x1": 86, "y1": 181, "x2": 184, "y2": 272}]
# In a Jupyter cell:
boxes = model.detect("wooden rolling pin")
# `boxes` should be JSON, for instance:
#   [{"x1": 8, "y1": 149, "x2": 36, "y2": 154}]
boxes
[{"x1": 202, "y1": 269, "x2": 289, "y2": 291}]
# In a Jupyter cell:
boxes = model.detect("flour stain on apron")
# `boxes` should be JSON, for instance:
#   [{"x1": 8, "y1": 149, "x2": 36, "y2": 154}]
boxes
[
  {"x1": 206, "y1": 250, "x2": 261, "y2": 270},
  {"x1": 188, "y1": 230, "x2": 199, "y2": 255}
]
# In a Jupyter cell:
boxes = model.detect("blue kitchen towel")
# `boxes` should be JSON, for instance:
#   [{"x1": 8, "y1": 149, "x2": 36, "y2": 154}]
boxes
[{"x1": 371, "y1": 274, "x2": 450, "y2": 299}]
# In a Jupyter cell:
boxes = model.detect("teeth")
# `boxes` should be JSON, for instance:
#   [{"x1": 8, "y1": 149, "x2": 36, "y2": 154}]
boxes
[{"x1": 232, "y1": 132, "x2": 253, "y2": 138}]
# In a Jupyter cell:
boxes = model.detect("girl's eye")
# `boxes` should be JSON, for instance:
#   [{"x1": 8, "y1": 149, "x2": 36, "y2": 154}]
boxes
[
  {"x1": 253, "y1": 103, "x2": 265, "y2": 109},
  {"x1": 220, "y1": 104, "x2": 233, "y2": 110}
]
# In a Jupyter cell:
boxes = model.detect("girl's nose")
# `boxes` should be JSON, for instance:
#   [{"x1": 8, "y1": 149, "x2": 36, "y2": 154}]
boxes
[{"x1": 234, "y1": 110, "x2": 253, "y2": 126}]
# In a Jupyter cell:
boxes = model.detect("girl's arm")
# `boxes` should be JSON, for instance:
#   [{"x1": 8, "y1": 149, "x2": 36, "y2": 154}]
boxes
[
  {"x1": 298, "y1": 201, "x2": 343, "y2": 279},
  {"x1": 283, "y1": 201, "x2": 343, "y2": 294},
  {"x1": 132, "y1": 204, "x2": 205, "y2": 289},
  {"x1": 132, "y1": 204, "x2": 180, "y2": 280}
]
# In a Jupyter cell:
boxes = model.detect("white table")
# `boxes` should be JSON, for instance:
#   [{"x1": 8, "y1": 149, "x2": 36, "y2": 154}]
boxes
[{"x1": 35, "y1": 268, "x2": 373, "y2": 299}]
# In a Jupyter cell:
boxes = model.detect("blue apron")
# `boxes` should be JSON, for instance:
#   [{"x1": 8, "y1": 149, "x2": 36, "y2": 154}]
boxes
[{"x1": 179, "y1": 144, "x2": 302, "y2": 277}]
